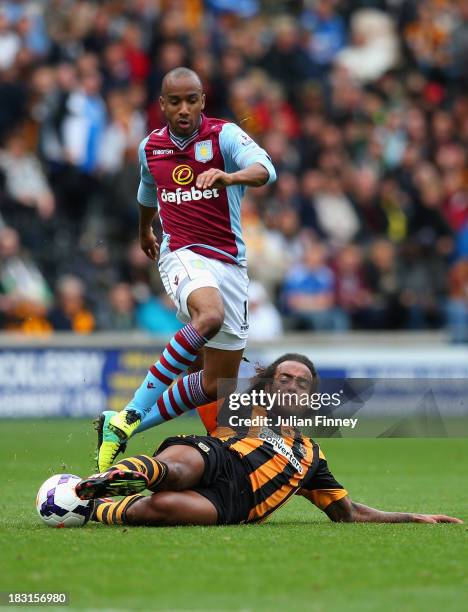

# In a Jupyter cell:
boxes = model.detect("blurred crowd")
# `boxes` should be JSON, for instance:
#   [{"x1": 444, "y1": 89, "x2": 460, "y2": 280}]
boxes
[{"x1": 0, "y1": 0, "x2": 467, "y2": 341}]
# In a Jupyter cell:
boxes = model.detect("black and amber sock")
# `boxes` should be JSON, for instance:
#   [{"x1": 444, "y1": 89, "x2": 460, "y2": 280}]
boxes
[
  {"x1": 92, "y1": 494, "x2": 144, "y2": 525},
  {"x1": 113, "y1": 455, "x2": 168, "y2": 491}
]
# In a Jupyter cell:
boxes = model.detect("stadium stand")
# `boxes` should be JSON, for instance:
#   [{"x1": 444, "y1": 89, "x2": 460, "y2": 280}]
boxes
[{"x1": 0, "y1": 0, "x2": 467, "y2": 341}]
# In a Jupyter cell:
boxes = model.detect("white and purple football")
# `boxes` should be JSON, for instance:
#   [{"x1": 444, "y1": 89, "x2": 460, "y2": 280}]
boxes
[{"x1": 36, "y1": 474, "x2": 92, "y2": 527}]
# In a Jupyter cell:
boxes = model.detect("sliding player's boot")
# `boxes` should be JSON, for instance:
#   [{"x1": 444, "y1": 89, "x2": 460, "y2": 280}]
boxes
[
  {"x1": 95, "y1": 411, "x2": 127, "y2": 472},
  {"x1": 108, "y1": 409, "x2": 142, "y2": 444},
  {"x1": 76, "y1": 469, "x2": 149, "y2": 500}
]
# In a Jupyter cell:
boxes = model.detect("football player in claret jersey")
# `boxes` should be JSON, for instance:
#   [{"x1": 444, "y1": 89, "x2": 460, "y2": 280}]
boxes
[
  {"x1": 96, "y1": 67, "x2": 276, "y2": 471},
  {"x1": 78, "y1": 355, "x2": 462, "y2": 527}
]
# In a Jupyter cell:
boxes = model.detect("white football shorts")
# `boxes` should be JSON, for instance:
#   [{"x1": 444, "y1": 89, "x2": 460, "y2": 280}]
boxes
[{"x1": 158, "y1": 248, "x2": 249, "y2": 350}]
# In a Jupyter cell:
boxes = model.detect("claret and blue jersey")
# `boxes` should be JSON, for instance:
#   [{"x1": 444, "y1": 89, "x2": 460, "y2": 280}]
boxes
[{"x1": 137, "y1": 114, "x2": 276, "y2": 265}]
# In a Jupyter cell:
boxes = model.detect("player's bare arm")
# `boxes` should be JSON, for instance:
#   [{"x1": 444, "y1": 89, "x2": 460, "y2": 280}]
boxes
[
  {"x1": 324, "y1": 495, "x2": 463, "y2": 524},
  {"x1": 138, "y1": 204, "x2": 159, "y2": 260},
  {"x1": 196, "y1": 163, "x2": 270, "y2": 190}
]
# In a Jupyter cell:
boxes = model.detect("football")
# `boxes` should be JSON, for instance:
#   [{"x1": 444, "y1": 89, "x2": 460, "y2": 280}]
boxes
[{"x1": 36, "y1": 474, "x2": 93, "y2": 527}]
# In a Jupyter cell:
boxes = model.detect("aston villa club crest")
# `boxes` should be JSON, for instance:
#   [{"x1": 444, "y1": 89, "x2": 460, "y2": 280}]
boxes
[{"x1": 194, "y1": 140, "x2": 213, "y2": 162}]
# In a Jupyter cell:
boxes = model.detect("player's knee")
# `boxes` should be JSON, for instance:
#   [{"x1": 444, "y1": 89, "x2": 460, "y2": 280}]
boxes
[
  {"x1": 192, "y1": 309, "x2": 224, "y2": 339},
  {"x1": 162, "y1": 459, "x2": 191, "y2": 491},
  {"x1": 187, "y1": 288, "x2": 224, "y2": 338}
]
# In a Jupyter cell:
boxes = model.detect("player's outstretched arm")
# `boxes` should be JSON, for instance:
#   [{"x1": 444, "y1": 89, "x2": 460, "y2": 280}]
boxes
[
  {"x1": 196, "y1": 163, "x2": 269, "y2": 190},
  {"x1": 324, "y1": 495, "x2": 463, "y2": 524}
]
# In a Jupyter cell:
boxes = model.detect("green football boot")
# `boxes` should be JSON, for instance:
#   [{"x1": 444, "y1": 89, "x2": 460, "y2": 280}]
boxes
[
  {"x1": 95, "y1": 411, "x2": 127, "y2": 472},
  {"x1": 108, "y1": 409, "x2": 142, "y2": 443}
]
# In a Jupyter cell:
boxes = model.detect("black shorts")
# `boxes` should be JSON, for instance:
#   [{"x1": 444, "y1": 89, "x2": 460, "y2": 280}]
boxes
[{"x1": 155, "y1": 435, "x2": 254, "y2": 525}]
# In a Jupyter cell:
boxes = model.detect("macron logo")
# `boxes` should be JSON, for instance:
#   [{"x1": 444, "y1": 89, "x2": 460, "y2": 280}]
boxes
[
  {"x1": 153, "y1": 149, "x2": 174, "y2": 155},
  {"x1": 147, "y1": 382, "x2": 156, "y2": 389}
]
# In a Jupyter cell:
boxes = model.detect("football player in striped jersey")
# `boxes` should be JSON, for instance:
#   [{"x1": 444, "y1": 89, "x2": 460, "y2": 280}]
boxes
[{"x1": 79, "y1": 355, "x2": 462, "y2": 527}]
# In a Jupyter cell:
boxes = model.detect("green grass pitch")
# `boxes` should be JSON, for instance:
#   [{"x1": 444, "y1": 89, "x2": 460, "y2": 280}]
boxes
[{"x1": 1, "y1": 418, "x2": 467, "y2": 611}]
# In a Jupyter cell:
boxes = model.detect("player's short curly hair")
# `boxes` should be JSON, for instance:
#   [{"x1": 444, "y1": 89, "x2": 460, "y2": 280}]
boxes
[{"x1": 249, "y1": 353, "x2": 319, "y2": 394}]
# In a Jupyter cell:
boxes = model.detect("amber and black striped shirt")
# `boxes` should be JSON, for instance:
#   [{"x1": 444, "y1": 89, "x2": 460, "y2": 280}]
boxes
[{"x1": 211, "y1": 407, "x2": 328, "y2": 522}]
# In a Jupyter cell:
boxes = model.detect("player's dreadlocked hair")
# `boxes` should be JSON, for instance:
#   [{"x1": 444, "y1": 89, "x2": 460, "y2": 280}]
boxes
[
  {"x1": 248, "y1": 353, "x2": 319, "y2": 394},
  {"x1": 217, "y1": 353, "x2": 319, "y2": 425}
]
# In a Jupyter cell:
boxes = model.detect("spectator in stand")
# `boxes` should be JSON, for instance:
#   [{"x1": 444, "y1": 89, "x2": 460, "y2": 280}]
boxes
[
  {"x1": 365, "y1": 239, "x2": 405, "y2": 329},
  {"x1": 302, "y1": 0, "x2": 347, "y2": 71},
  {"x1": 261, "y1": 16, "x2": 318, "y2": 103},
  {"x1": 261, "y1": 129, "x2": 299, "y2": 174},
  {"x1": 297, "y1": 115, "x2": 324, "y2": 172},
  {"x1": 378, "y1": 175, "x2": 413, "y2": 244},
  {"x1": 101, "y1": 41, "x2": 131, "y2": 94},
  {"x1": 247, "y1": 280, "x2": 283, "y2": 341},
  {"x1": 48, "y1": 274, "x2": 95, "y2": 334},
  {"x1": 333, "y1": 244, "x2": 372, "y2": 329},
  {"x1": 404, "y1": 0, "x2": 456, "y2": 77},
  {"x1": 121, "y1": 21, "x2": 150, "y2": 85},
  {"x1": 2, "y1": 0, "x2": 50, "y2": 58},
  {"x1": 136, "y1": 291, "x2": 182, "y2": 336},
  {"x1": 450, "y1": 0, "x2": 468, "y2": 90},
  {"x1": 120, "y1": 238, "x2": 161, "y2": 297},
  {"x1": 0, "y1": 226, "x2": 51, "y2": 332},
  {"x1": 36, "y1": 61, "x2": 77, "y2": 169},
  {"x1": 336, "y1": 8, "x2": 399, "y2": 83},
  {"x1": 99, "y1": 282, "x2": 136, "y2": 332},
  {"x1": 98, "y1": 89, "x2": 146, "y2": 175},
  {"x1": 0, "y1": 64, "x2": 28, "y2": 145},
  {"x1": 399, "y1": 240, "x2": 447, "y2": 329},
  {"x1": 81, "y1": 5, "x2": 112, "y2": 56},
  {"x1": 0, "y1": 9, "x2": 21, "y2": 71},
  {"x1": 299, "y1": 169, "x2": 324, "y2": 233},
  {"x1": 71, "y1": 243, "x2": 120, "y2": 328},
  {"x1": 97, "y1": 88, "x2": 146, "y2": 238},
  {"x1": 411, "y1": 181, "x2": 454, "y2": 256},
  {"x1": 438, "y1": 144, "x2": 468, "y2": 233},
  {"x1": 350, "y1": 168, "x2": 386, "y2": 240},
  {"x1": 252, "y1": 80, "x2": 300, "y2": 139},
  {"x1": 241, "y1": 195, "x2": 287, "y2": 299},
  {"x1": 313, "y1": 174, "x2": 360, "y2": 247},
  {"x1": 268, "y1": 172, "x2": 302, "y2": 214},
  {"x1": 59, "y1": 68, "x2": 106, "y2": 226},
  {"x1": 281, "y1": 241, "x2": 348, "y2": 332},
  {"x1": 273, "y1": 206, "x2": 308, "y2": 268},
  {"x1": 446, "y1": 258, "x2": 468, "y2": 343},
  {"x1": 0, "y1": 1, "x2": 466, "y2": 338},
  {"x1": 0, "y1": 129, "x2": 55, "y2": 220},
  {"x1": 63, "y1": 68, "x2": 106, "y2": 175},
  {"x1": 454, "y1": 224, "x2": 468, "y2": 261}
]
